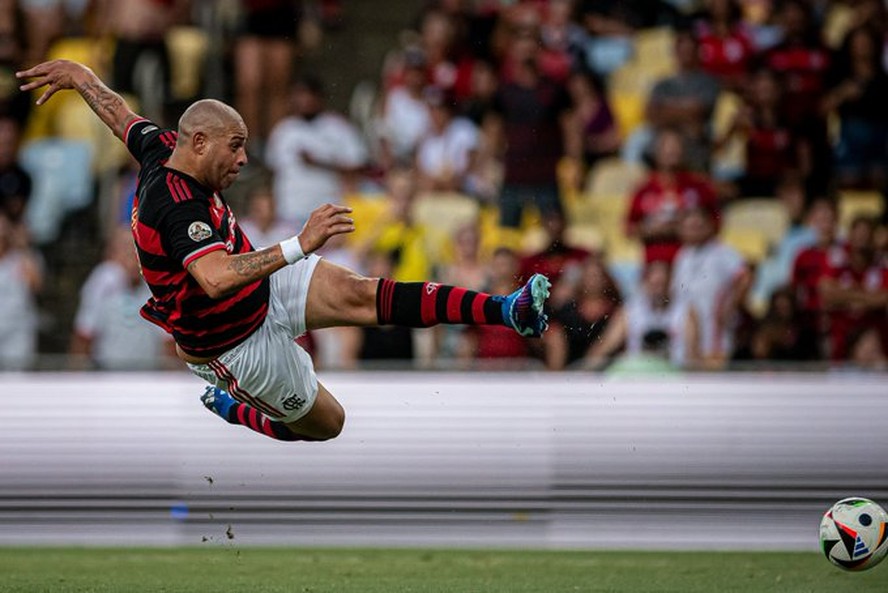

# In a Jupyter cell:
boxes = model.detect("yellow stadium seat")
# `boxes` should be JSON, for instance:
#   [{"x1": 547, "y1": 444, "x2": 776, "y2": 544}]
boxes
[
  {"x1": 586, "y1": 157, "x2": 647, "y2": 198},
  {"x1": 23, "y1": 36, "x2": 114, "y2": 142},
  {"x1": 633, "y1": 27, "x2": 677, "y2": 76},
  {"x1": 607, "y1": 89, "x2": 646, "y2": 138},
  {"x1": 721, "y1": 227, "x2": 769, "y2": 263},
  {"x1": 605, "y1": 235, "x2": 643, "y2": 265},
  {"x1": 412, "y1": 192, "x2": 480, "y2": 237},
  {"x1": 166, "y1": 26, "x2": 209, "y2": 100},
  {"x1": 722, "y1": 198, "x2": 789, "y2": 248},
  {"x1": 838, "y1": 191, "x2": 885, "y2": 231},
  {"x1": 711, "y1": 91, "x2": 746, "y2": 175},
  {"x1": 565, "y1": 224, "x2": 605, "y2": 253}
]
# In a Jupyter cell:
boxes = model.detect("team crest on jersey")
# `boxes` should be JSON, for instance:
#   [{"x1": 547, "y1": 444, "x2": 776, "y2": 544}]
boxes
[{"x1": 188, "y1": 221, "x2": 213, "y2": 242}]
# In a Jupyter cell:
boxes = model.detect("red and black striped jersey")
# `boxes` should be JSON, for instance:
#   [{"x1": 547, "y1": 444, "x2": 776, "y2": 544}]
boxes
[{"x1": 125, "y1": 118, "x2": 269, "y2": 358}]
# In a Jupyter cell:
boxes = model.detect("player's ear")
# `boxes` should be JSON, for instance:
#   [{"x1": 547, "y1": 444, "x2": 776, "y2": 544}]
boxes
[{"x1": 192, "y1": 131, "x2": 208, "y2": 155}]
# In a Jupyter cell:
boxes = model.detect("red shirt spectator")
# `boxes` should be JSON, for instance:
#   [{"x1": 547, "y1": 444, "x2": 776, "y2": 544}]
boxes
[
  {"x1": 518, "y1": 211, "x2": 590, "y2": 286},
  {"x1": 792, "y1": 243, "x2": 848, "y2": 317},
  {"x1": 696, "y1": 21, "x2": 755, "y2": 86},
  {"x1": 628, "y1": 171, "x2": 719, "y2": 264},
  {"x1": 823, "y1": 261, "x2": 888, "y2": 360}
]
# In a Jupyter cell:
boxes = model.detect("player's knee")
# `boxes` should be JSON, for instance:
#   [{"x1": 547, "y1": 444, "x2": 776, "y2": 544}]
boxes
[{"x1": 316, "y1": 405, "x2": 345, "y2": 441}]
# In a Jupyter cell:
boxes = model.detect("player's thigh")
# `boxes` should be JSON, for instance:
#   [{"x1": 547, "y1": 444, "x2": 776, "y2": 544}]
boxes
[
  {"x1": 285, "y1": 381, "x2": 344, "y2": 440},
  {"x1": 305, "y1": 259, "x2": 378, "y2": 330}
]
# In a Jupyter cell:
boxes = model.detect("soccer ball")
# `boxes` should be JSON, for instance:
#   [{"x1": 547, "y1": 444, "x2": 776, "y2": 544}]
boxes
[{"x1": 820, "y1": 497, "x2": 888, "y2": 571}]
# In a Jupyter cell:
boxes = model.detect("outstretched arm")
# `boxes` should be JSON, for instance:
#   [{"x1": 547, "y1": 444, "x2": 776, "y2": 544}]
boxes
[{"x1": 17, "y1": 59, "x2": 140, "y2": 141}]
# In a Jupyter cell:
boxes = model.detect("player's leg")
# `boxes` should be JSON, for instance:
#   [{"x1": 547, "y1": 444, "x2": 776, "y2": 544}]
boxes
[
  {"x1": 202, "y1": 382, "x2": 343, "y2": 442},
  {"x1": 304, "y1": 259, "x2": 551, "y2": 337}
]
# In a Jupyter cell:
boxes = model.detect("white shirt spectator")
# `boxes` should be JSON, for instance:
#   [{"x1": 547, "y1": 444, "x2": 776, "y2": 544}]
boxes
[
  {"x1": 624, "y1": 294, "x2": 689, "y2": 367},
  {"x1": 382, "y1": 86, "x2": 430, "y2": 161},
  {"x1": 266, "y1": 112, "x2": 367, "y2": 225},
  {"x1": 74, "y1": 261, "x2": 167, "y2": 370},
  {"x1": 416, "y1": 117, "x2": 479, "y2": 184},
  {"x1": 671, "y1": 239, "x2": 746, "y2": 359},
  {"x1": 239, "y1": 219, "x2": 293, "y2": 249},
  {"x1": 0, "y1": 250, "x2": 39, "y2": 370}
]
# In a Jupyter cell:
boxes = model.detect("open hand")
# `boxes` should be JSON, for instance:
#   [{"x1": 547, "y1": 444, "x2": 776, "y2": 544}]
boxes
[
  {"x1": 17, "y1": 59, "x2": 91, "y2": 106},
  {"x1": 297, "y1": 203, "x2": 355, "y2": 253}
]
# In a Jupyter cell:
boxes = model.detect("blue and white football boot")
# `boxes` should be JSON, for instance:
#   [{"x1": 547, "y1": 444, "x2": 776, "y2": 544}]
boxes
[{"x1": 497, "y1": 273, "x2": 551, "y2": 337}]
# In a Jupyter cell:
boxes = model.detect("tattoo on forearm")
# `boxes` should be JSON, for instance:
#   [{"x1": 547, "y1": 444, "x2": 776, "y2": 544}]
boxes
[
  {"x1": 77, "y1": 81, "x2": 125, "y2": 121},
  {"x1": 227, "y1": 248, "x2": 283, "y2": 278}
]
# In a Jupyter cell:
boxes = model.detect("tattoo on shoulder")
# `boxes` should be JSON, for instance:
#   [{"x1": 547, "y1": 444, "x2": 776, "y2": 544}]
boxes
[{"x1": 227, "y1": 248, "x2": 282, "y2": 277}]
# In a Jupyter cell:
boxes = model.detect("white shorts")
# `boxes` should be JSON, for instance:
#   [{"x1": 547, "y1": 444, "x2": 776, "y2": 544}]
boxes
[{"x1": 187, "y1": 254, "x2": 322, "y2": 423}]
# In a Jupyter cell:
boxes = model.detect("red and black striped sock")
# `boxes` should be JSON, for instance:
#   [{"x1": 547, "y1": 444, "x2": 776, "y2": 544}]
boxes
[
  {"x1": 375, "y1": 279, "x2": 505, "y2": 327},
  {"x1": 225, "y1": 402, "x2": 315, "y2": 442}
]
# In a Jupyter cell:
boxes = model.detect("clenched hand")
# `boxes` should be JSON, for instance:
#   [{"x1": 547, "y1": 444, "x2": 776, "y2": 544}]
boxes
[{"x1": 297, "y1": 204, "x2": 355, "y2": 254}]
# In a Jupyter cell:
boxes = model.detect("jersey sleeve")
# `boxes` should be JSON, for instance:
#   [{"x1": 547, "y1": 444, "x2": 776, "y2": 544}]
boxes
[
  {"x1": 124, "y1": 118, "x2": 177, "y2": 165},
  {"x1": 160, "y1": 200, "x2": 227, "y2": 268}
]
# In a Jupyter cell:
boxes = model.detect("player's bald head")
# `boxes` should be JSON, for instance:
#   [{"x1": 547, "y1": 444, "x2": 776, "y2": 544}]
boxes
[{"x1": 177, "y1": 99, "x2": 246, "y2": 142}]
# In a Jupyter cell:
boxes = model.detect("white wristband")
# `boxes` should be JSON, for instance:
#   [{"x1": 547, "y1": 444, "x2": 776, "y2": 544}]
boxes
[{"x1": 280, "y1": 236, "x2": 306, "y2": 264}]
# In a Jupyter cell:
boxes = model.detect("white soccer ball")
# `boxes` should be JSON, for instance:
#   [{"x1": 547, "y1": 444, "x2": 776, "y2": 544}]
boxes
[{"x1": 820, "y1": 497, "x2": 888, "y2": 571}]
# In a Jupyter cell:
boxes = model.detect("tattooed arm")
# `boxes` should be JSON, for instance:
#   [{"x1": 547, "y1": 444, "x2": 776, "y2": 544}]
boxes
[
  {"x1": 17, "y1": 59, "x2": 140, "y2": 141},
  {"x1": 188, "y1": 204, "x2": 355, "y2": 299}
]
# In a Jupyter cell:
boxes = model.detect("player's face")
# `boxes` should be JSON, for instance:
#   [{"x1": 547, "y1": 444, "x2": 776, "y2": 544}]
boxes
[{"x1": 206, "y1": 121, "x2": 248, "y2": 190}]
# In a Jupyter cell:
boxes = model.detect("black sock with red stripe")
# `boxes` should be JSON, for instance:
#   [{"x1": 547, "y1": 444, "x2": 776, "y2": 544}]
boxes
[
  {"x1": 375, "y1": 279, "x2": 505, "y2": 327},
  {"x1": 202, "y1": 386, "x2": 315, "y2": 442},
  {"x1": 225, "y1": 401, "x2": 309, "y2": 441}
]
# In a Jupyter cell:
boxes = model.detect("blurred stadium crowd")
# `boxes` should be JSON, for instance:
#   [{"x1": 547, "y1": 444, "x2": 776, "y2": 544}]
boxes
[{"x1": 0, "y1": 0, "x2": 886, "y2": 373}]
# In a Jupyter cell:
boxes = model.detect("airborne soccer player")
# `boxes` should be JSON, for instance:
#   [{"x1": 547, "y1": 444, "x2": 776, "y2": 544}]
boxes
[{"x1": 18, "y1": 60, "x2": 551, "y2": 443}]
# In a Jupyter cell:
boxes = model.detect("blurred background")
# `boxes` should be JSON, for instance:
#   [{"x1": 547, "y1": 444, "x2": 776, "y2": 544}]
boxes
[
  {"x1": 0, "y1": 0, "x2": 885, "y2": 374},
  {"x1": 0, "y1": 0, "x2": 887, "y2": 554}
]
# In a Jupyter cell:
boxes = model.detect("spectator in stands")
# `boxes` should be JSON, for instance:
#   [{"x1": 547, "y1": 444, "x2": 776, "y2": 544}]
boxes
[
  {"x1": 566, "y1": 69, "x2": 620, "y2": 172},
  {"x1": 634, "y1": 30, "x2": 720, "y2": 173},
  {"x1": 0, "y1": 117, "x2": 30, "y2": 230},
  {"x1": 627, "y1": 127, "x2": 720, "y2": 264},
  {"x1": 237, "y1": 185, "x2": 292, "y2": 248},
  {"x1": 519, "y1": 209, "x2": 591, "y2": 294},
  {"x1": 415, "y1": 86, "x2": 479, "y2": 194},
  {"x1": 545, "y1": 254, "x2": 622, "y2": 369},
  {"x1": 379, "y1": 46, "x2": 431, "y2": 168},
  {"x1": 460, "y1": 246, "x2": 530, "y2": 367},
  {"x1": 364, "y1": 167, "x2": 435, "y2": 282},
  {"x1": 693, "y1": 0, "x2": 756, "y2": 91},
  {"x1": 820, "y1": 216, "x2": 888, "y2": 361},
  {"x1": 265, "y1": 75, "x2": 368, "y2": 227},
  {"x1": 69, "y1": 226, "x2": 172, "y2": 370},
  {"x1": 718, "y1": 67, "x2": 811, "y2": 197},
  {"x1": 460, "y1": 58, "x2": 498, "y2": 126},
  {"x1": 0, "y1": 212, "x2": 41, "y2": 370},
  {"x1": 584, "y1": 260, "x2": 689, "y2": 370},
  {"x1": 846, "y1": 326, "x2": 888, "y2": 372},
  {"x1": 340, "y1": 250, "x2": 414, "y2": 368},
  {"x1": 604, "y1": 329, "x2": 681, "y2": 376},
  {"x1": 578, "y1": 0, "x2": 684, "y2": 76},
  {"x1": 763, "y1": 0, "x2": 831, "y2": 182},
  {"x1": 537, "y1": 0, "x2": 580, "y2": 83},
  {"x1": 487, "y1": 16, "x2": 574, "y2": 227},
  {"x1": 95, "y1": 0, "x2": 190, "y2": 123},
  {"x1": 738, "y1": 285, "x2": 820, "y2": 363},
  {"x1": 0, "y1": 3, "x2": 30, "y2": 126},
  {"x1": 822, "y1": 26, "x2": 888, "y2": 190},
  {"x1": 672, "y1": 205, "x2": 751, "y2": 367},
  {"x1": 234, "y1": 0, "x2": 302, "y2": 149},
  {"x1": 791, "y1": 196, "x2": 844, "y2": 355},
  {"x1": 436, "y1": 221, "x2": 489, "y2": 361}
]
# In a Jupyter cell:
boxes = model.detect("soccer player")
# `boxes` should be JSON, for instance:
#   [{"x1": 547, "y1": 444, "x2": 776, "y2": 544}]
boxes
[{"x1": 17, "y1": 59, "x2": 551, "y2": 443}]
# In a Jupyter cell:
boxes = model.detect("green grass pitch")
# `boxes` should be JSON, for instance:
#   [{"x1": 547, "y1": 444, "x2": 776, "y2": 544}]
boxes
[{"x1": 1, "y1": 548, "x2": 887, "y2": 592}]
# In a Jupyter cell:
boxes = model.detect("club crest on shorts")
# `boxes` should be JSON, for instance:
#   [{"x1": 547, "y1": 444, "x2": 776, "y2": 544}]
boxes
[
  {"x1": 282, "y1": 394, "x2": 307, "y2": 411},
  {"x1": 188, "y1": 221, "x2": 213, "y2": 242}
]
